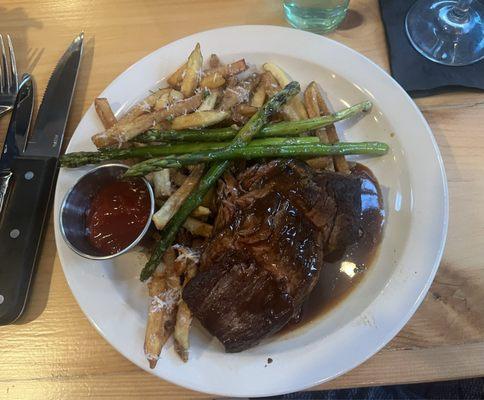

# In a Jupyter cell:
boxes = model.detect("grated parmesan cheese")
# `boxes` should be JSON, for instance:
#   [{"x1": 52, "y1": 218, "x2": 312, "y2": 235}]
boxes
[
  {"x1": 139, "y1": 100, "x2": 151, "y2": 112},
  {"x1": 226, "y1": 86, "x2": 250, "y2": 103},
  {"x1": 173, "y1": 245, "x2": 200, "y2": 264},
  {"x1": 145, "y1": 352, "x2": 159, "y2": 362},
  {"x1": 150, "y1": 288, "x2": 179, "y2": 313}
]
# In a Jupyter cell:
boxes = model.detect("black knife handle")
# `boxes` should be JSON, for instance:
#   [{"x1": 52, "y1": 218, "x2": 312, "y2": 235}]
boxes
[{"x1": 0, "y1": 156, "x2": 58, "y2": 325}]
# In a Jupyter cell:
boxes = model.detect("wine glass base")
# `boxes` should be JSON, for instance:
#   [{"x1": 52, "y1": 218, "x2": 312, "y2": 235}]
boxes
[{"x1": 406, "y1": 0, "x2": 484, "y2": 66}]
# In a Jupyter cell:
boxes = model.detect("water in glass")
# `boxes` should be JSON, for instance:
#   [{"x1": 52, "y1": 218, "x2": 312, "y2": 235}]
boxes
[{"x1": 283, "y1": 0, "x2": 350, "y2": 33}]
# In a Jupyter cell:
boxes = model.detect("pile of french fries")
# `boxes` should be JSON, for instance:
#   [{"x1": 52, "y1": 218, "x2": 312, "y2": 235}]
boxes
[{"x1": 91, "y1": 43, "x2": 349, "y2": 367}]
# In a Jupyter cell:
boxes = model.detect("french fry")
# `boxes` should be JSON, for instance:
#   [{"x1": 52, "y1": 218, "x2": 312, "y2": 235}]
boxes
[
  {"x1": 169, "y1": 89, "x2": 184, "y2": 103},
  {"x1": 167, "y1": 62, "x2": 187, "y2": 87},
  {"x1": 200, "y1": 72, "x2": 226, "y2": 89},
  {"x1": 170, "y1": 170, "x2": 189, "y2": 187},
  {"x1": 153, "y1": 169, "x2": 172, "y2": 198},
  {"x1": 250, "y1": 81, "x2": 266, "y2": 108},
  {"x1": 91, "y1": 93, "x2": 203, "y2": 148},
  {"x1": 219, "y1": 74, "x2": 260, "y2": 111},
  {"x1": 173, "y1": 244, "x2": 200, "y2": 276},
  {"x1": 231, "y1": 109, "x2": 246, "y2": 124},
  {"x1": 183, "y1": 217, "x2": 213, "y2": 238},
  {"x1": 94, "y1": 87, "x2": 170, "y2": 146},
  {"x1": 304, "y1": 82, "x2": 333, "y2": 171},
  {"x1": 281, "y1": 106, "x2": 300, "y2": 121},
  {"x1": 231, "y1": 104, "x2": 257, "y2": 124},
  {"x1": 261, "y1": 71, "x2": 280, "y2": 97},
  {"x1": 310, "y1": 81, "x2": 350, "y2": 174},
  {"x1": 197, "y1": 90, "x2": 219, "y2": 111},
  {"x1": 94, "y1": 98, "x2": 117, "y2": 129},
  {"x1": 263, "y1": 62, "x2": 308, "y2": 120},
  {"x1": 304, "y1": 84, "x2": 322, "y2": 122},
  {"x1": 119, "y1": 87, "x2": 172, "y2": 124},
  {"x1": 191, "y1": 205, "x2": 211, "y2": 218},
  {"x1": 152, "y1": 165, "x2": 205, "y2": 230},
  {"x1": 171, "y1": 110, "x2": 229, "y2": 130},
  {"x1": 143, "y1": 248, "x2": 180, "y2": 369},
  {"x1": 181, "y1": 43, "x2": 203, "y2": 98},
  {"x1": 184, "y1": 259, "x2": 198, "y2": 281},
  {"x1": 154, "y1": 89, "x2": 184, "y2": 111},
  {"x1": 237, "y1": 104, "x2": 258, "y2": 117},
  {"x1": 172, "y1": 245, "x2": 199, "y2": 362},
  {"x1": 306, "y1": 157, "x2": 334, "y2": 171},
  {"x1": 201, "y1": 186, "x2": 215, "y2": 211},
  {"x1": 200, "y1": 58, "x2": 248, "y2": 88},
  {"x1": 209, "y1": 53, "x2": 221, "y2": 69},
  {"x1": 154, "y1": 119, "x2": 172, "y2": 131},
  {"x1": 226, "y1": 75, "x2": 238, "y2": 88},
  {"x1": 143, "y1": 172, "x2": 154, "y2": 185},
  {"x1": 261, "y1": 71, "x2": 298, "y2": 121},
  {"x1": 215, "y1": 59, "x2": 248, "y2": 77},
  {"x1": 154, "y1": 92, "x2": 171, "y2": 111},
  {"x1": 173, "y1": 301, "x2": 192, "y2": 362}
]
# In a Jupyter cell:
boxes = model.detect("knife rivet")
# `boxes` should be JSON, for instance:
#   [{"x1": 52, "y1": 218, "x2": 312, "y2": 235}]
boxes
[
  {"x1": 0, "y1": 294, "x2": 4, "y2": 304},
  {"x1": 9, "y1": 229, "x2": 20, "y2": 239},
  {"x1": 24, "y1": 171, "x2": 34, "y2": 180}
]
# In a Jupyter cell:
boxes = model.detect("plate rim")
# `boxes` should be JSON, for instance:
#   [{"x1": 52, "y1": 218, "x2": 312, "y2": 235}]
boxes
[{"x1": 54, "y1": 25, "x2": 449, "y2": 397}]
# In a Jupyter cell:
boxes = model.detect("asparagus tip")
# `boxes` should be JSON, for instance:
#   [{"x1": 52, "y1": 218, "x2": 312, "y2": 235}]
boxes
[
  {"x1": 380, "y1": 142, "x2": 390, "y2": 153},
  {"x1": 284, "y1": 81, "x2": 301, "y2": 95},
  {"x1": 123, "y1": 170, "x2": 140, "y2": 178},
  {"x1": 362, "y1": 100, "x2": 373, "y2": 112},
  {"x1": 140, "y1": 267, "x2": 151, "y2": 282}
]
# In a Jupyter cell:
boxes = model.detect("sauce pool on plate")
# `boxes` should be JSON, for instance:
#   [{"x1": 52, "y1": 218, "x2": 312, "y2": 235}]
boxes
[
  {"x1": 85, "y1": 179, "x2": 151, "y2": 255},
  {"x1": 281, "y1": 163, "x2": 385, "y2": 333}
]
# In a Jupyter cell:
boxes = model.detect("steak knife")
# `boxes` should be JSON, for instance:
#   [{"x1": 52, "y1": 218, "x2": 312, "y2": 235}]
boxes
[{"x1": 0, "y1": 33, "x2": 83, "y2": 325}]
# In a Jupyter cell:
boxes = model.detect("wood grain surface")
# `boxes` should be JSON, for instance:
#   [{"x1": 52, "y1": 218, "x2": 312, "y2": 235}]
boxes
[{"x1": 0, "y1": 0, "x2": 483, "y2": 398}]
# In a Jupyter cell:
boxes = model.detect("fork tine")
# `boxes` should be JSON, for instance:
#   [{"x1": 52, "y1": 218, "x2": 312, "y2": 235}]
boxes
[
  {"x1": 7, "y1": 35, "x2": 17, "y2": 93},
  {"x1": 0, "y1": 34, "x2": 5, "y2": 92},
  {"x1": 0, "y1": 34, "x2": 11, "y2": 93}
]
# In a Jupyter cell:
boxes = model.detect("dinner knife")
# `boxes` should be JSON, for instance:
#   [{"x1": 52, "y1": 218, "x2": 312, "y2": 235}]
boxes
[
  {"x1": 0, "y1": 74, "x2": 35, "y2": 214},
  {"x1": 0, "y1": 33, "x2": 83, "y2": 325}
]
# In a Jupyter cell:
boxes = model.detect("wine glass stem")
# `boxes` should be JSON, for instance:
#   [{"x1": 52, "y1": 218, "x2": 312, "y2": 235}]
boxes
[{"x1": 450, "y1": 0, "x2": 473, "y2": 21}]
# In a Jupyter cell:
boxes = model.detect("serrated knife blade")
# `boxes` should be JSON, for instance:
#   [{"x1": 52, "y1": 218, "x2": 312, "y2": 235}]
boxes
[{"x1": 25, "y1": 32, "x2": 83, "y2": 157}]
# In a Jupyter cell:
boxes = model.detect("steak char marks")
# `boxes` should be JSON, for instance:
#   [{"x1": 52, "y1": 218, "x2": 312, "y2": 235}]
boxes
[{"x1": 183, "y1": 160, "x2": 378, "y2": 352}]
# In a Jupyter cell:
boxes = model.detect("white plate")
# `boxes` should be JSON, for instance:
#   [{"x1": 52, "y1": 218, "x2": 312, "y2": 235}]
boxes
[{"x1": 54, "y1": 25, "x2": 448, "y2": 397}]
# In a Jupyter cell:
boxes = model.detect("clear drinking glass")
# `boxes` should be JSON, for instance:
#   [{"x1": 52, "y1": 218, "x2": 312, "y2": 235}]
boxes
[
  {"x1": 283, "y1": 0, "x2": 350, "y2": 34},
  {"x1": 406, "y1": 0, "x2": 484, "y2": 66}
]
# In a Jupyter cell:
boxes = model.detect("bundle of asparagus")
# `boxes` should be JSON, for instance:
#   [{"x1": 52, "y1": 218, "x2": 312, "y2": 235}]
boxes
[{"x1": 61, "y1": 101, "x2": 378, "y2": 168}]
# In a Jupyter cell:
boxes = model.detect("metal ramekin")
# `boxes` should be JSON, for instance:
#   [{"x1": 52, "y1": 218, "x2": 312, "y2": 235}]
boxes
[{"x1": 59, "y1": 163, "x2": 154, "y2": 260}]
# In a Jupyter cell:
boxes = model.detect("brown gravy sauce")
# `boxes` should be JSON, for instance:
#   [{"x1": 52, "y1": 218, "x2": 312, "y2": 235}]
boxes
[{"x1": 283, "y1": 163, "x2": 384, "y2": 332}]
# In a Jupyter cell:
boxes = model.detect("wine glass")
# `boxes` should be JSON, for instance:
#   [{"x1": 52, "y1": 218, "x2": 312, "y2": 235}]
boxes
[{"x1": 405, "y1": 0, "x2": 484, "y2": 66}]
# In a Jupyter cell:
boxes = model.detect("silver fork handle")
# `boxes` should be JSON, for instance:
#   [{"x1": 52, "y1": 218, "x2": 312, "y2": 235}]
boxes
[{"x1": 0, "y1": 170, "x2": 13, "y2": 213}]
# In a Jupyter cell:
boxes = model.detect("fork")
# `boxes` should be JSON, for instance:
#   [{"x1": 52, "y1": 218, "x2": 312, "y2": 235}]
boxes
[{"x1": 0, "y1": 34, "x2": 18, "y2": 118}]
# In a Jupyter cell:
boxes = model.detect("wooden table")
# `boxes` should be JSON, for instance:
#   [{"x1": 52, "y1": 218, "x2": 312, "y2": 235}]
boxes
[{"x1": 1, "y1": 0, "x2": 483, "y2": 398}]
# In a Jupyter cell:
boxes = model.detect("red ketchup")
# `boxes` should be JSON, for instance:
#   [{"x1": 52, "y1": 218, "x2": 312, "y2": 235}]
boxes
[{"x1": 86, "y1": 179, "x2": 151, "y2": 255}]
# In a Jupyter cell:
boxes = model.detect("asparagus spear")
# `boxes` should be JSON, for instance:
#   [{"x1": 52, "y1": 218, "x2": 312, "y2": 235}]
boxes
[
  {"x1": 60, "y1": 137, "x2": 320, "y2": 168},
  {"x1": 125, "y1": 142, "x2": 389, "y2": 177},
  {"x1": 133, "y1": 100, "x2": 372, "y2": 143},
  {"x1": 135, "y1": 126, "x2": 237, "y2": 143},
  {"x1": 140, "y1": 81, "x2": 301, "y2": 281}
]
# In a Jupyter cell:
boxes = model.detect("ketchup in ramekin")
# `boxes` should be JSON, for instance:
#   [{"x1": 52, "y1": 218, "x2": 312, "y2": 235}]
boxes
[{"x1": 85, "y1": 179, "x2": 151, "y2": 255}]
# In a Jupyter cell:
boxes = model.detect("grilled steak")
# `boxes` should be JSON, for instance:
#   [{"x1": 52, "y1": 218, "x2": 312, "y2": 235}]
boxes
[{"x1": 183, "y1": 159, "x2": 381, "y2": 352}]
